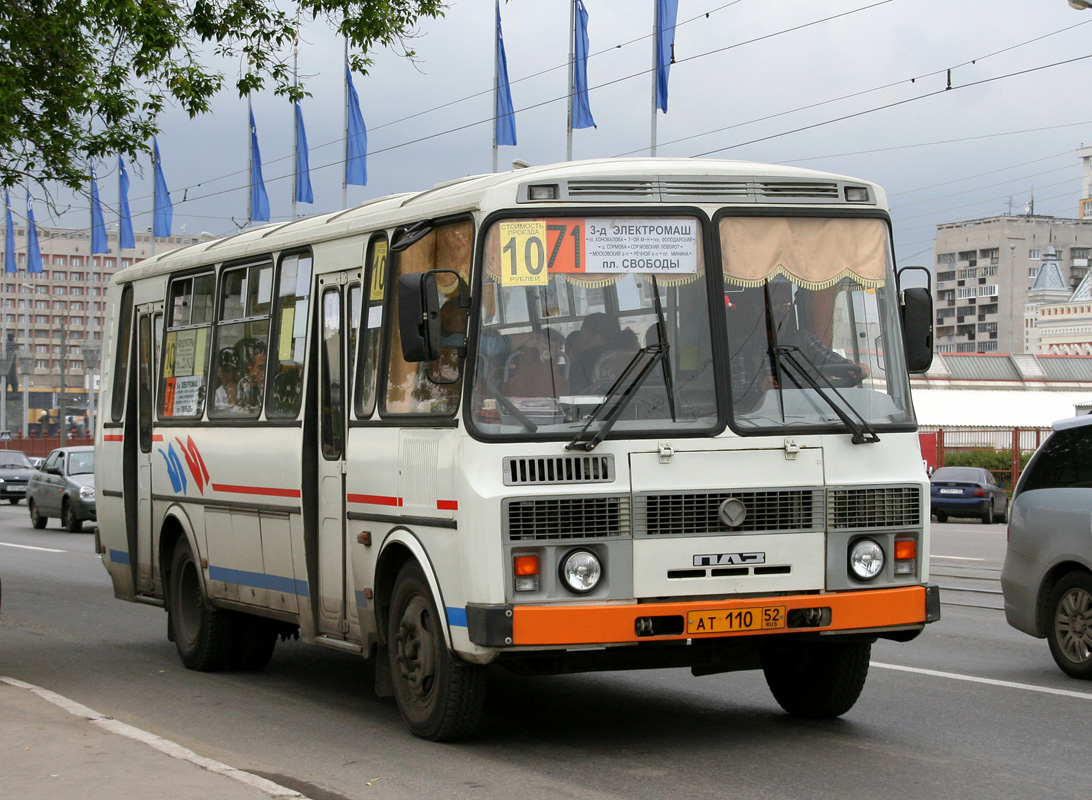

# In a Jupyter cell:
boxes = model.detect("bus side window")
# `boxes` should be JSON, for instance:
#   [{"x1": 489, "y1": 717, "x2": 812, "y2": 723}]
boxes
[
  {"x1": 355, "y1": 236, "x2": 387, "y2": 418},
  {"x1": 210, "y1": 261, "x2": 275, "y2": 418},
  {"x1": 265, "y1": 252, "x2": 312, "y2": 419},
  {"x1": 160, "y1": 272, "x2": 214, "y2": 420},
  {"x1": 383, "y1": 220, "x2": 472, "y2": 416},
  {"x1": 109, "y1": 284, "x2": 134, "y2": 422}
]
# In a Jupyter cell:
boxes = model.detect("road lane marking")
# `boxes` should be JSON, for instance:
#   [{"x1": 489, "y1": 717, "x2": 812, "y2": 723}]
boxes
[
  {"x1": 0, "y1": 677, "x2": 309, "y2": 800},
  {"x1": 930, "y1": 555, "x2": 984, "y2": 561},
  {"x1": 0, "y1": 542, "x2": 65, "y2": 553},
  {"x1": 872, "y1": 662, "x2": 1092, "y2": 700}
]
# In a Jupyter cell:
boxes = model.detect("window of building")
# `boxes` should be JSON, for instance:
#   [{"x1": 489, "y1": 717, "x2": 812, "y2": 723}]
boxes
[
  {"x1": 958, "y1": 250, "x2": 977, "y2": 266},
  {"x1": 937, "y1": 253, "x2": 956, "y2": 265},
  {"x1": 1030, "y1": 249, "x2": 1041, "y2": 260},
  {"x1": 980, "y1": 248, "x2": 999, "y2": 265}
]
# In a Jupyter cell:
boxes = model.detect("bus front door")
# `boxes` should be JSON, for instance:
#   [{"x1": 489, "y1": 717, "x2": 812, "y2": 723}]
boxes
[{"x1": 135, "y1": 310, "x2": 156, "y2": 592}]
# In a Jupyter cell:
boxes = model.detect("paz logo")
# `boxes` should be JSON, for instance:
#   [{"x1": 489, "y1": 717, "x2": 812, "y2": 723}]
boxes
[{"x1": 157, "y1": 436, "x2": 210, "y2": 495}]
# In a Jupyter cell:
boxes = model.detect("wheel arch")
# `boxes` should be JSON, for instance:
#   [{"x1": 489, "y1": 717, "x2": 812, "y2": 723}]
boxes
[
  {"x1": 1035, "y1": 561, "x2": 1092, "y2": 637},
  {"x1": 158, "y1": 505, "x2": 203, "y2": 605},
  {"x1": 373, "y1": 528, "x2": 453, "y2": 651}
]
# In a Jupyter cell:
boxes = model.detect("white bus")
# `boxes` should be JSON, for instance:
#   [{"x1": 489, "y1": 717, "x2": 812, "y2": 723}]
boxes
[{"x1": 97, "y1": 158, "x2": 939, "y2": 741}]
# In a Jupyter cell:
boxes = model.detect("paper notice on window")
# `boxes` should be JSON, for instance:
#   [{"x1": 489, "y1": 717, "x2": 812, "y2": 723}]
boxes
[
  {"x1": 279, "y1": 307, "x2": 295, "y2": 361},
  {"x1": 170, "y1": 375, "x2": 203, "y2": 416},
  {"x1": 584, "y1": 219, "x2": 699, "y2": 275},
  {"x1": 174, "y1": 329, "x2": 198, "y2": 376}
]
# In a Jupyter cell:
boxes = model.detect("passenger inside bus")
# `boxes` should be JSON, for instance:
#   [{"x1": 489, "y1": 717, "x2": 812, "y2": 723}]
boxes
[
  {"x1": 568, "y1": 312, "x2": 639, "y2": 393},
  {"x1": 234, "y1": 338, "x2": 267, "y2": 412},
  {"x1": 213, "y1": 348, "x2": 240, "y2": 410}
]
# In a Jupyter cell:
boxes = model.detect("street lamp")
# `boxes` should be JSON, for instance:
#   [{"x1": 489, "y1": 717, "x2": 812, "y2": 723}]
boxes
[
  {"x1": 1069, "y1": 0, "x2": 1091, "y2": 9},
  {"x1": 23, "y1": 283, "x2": 67, "y2": 446},
  {"x1": 17, "y1": 349, "x2": 31, "y2": 439}
]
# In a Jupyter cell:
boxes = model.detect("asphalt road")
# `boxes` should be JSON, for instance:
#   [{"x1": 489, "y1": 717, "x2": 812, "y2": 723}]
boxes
[{"x1": 2, "y1": 507, "x2": 1091, "y2": 800}]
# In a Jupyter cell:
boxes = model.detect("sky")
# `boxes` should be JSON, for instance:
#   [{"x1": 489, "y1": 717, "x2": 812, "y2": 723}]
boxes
[{"x1": 27, "y1": 0, "x2": 1092, "y2": 270}]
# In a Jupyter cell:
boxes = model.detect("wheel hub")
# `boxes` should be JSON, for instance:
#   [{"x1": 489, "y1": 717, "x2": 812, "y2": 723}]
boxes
[{"x1": 395, "y1": 597, "x2": 436, "y2": 701}]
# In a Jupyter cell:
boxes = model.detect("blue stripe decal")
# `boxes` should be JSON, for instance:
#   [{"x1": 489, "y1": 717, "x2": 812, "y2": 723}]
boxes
[
  {"x1": 446, "y1": 606, "x2": 468, "y2": 628},
  {"x1": 355, "y1": 590, "x2": 369, "y2": 610},
  {"x1": 208, "y1": 566, "x2": 309, "y2": 598},
  {"x1": 109, "y1": 549, "x2": 131, "y2": 566}
]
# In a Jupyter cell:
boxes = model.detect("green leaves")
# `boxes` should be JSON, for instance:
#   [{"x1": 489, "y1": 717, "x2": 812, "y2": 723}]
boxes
[{"x1": 0, "y1": 0, "x2": 446, "y2": 192}]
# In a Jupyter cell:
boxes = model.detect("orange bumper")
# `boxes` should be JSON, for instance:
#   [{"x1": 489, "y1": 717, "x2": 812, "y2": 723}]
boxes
[{"x1": 511, "y1": 585, "x2": 930, "y2": 646}]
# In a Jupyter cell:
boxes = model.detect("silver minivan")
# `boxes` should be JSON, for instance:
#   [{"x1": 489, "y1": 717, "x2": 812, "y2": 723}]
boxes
[{"x1": 1002, "y1": 414, "x2": 1092, "y2": 679}]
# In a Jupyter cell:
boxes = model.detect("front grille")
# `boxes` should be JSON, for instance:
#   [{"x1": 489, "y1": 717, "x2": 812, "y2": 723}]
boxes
[
  {"x1": 505, "y1": 495, "x2": 630, "y2": 541},
  {"x1": 503, "y1": 454, "x2": 614, "y2": 486},
  {"x1": 757, "y1": 180, "x2": 840, "y2": 199},
  {"x1": 828, "y1": 485, "x2": 921, "y2": 529},
  {"x1": 635, "y1": 489, "x2": 823, "y2": 536}
]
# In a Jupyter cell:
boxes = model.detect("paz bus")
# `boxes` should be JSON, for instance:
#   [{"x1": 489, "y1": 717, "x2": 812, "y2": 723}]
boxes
[{"x1": 96, "y1": 158, "x2": 939, "y2": 741}]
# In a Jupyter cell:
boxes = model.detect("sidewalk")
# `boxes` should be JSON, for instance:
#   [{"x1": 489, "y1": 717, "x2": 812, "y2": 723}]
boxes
[{"x1": 0, "y1": 677, "x2": 307, "y2": 800}]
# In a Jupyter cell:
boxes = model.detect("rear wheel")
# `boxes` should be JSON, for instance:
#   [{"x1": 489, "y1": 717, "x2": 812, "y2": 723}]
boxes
[
  {"x1": 388, "y1": 561, "x2": 486, "y2": 741},
  {"x1": 935, "y1": 512, "x2": 948, "y2": 523},
  {"x1": 230, "y1": 613, "x2": 279, "y2": 670},
  {"x1": 761, "y1": 640, "x2": 871, "y2": 718},
  {"x1": 997, "y1": 499, "x2": 1008, "y2": 524},
  {"x1": 168, "y1": 539, "x2": 236, "y2": 671},
  {"x1": 1047, "y1": 572, "x2": 1092, "y2": 679},
  {"x1": 981, "y1": 503, "x2": 994, "y2": 525},
  {"x1": 62, "y1": 500, "x2": 83, "y2": 533},
  {"x1": 29, "y1": 500, "x2": 47, "y2": 529},
  {"x1": 9, "y1": 497, "x2": 20, "y2": 505}
]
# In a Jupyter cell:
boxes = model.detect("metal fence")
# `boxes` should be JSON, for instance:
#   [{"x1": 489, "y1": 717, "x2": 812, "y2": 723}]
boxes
[
  {"x1": 0, "y1": 435, "x2": 95, "y2": 459},
  {"x1": 919, "y1": 426, "x2": 1050, "y2": 491}
]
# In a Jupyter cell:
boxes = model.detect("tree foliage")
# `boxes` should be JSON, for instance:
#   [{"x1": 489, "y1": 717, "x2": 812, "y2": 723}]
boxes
[{"x1": 0, "y1": 0, "x2": 445, "y2": 192}]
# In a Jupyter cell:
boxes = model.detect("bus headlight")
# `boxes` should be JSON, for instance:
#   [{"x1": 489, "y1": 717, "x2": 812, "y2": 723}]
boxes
[
  {"x1": 559, "y1": 550, "x2": 602, "y2": 594},
  {"x1": 848, "y1": 538, "x2": 884, "y2": 581}
]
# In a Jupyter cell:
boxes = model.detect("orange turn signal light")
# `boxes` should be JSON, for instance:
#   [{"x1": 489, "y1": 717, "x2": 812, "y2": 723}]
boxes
[
  {"x1": 894, "y1": 540, "x2": 917, "y2": 560},
  {"x1": 514, "y1": 555, "x2": 540, "y2": 576}
]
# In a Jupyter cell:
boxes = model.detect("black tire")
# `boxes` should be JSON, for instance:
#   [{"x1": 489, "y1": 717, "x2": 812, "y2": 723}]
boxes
[
  {"x1": 9, "y1": 497, "x2": 20, "y2": 505},
  {"x1": 230, "y1": 613, "x2": 279, "y2": 670},
  {"x1": 168, "y1": 538, "x2": 236, "y2": 671},
  {"x1": 935, "y1": 512, "x2": 948, "y2": 523},
  {"x1": 29, "y1": 500, "x2": 48, "y2": 529},
  {"x1": 62, "y1": 500, "x2": 83, "y2": 533},
  {"x1": 761, "y1": 640, "x2": 871, "y2": 718},
  {"x1": 1046, "y1": 572, "x2": 1092, "y2": 680},
  {"x1": 997, "y1": 500, "x2": 1008, "y2": 524},
  {"x1": 981, "y1": 503, "x2": 994, "y2": 525},
  {"x1": 388, "y1": 561, "x2": 486, "y2": 741}
]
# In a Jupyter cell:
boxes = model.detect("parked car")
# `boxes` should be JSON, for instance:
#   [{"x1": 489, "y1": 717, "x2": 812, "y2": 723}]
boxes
[
  {"x1": 0, "y1": 450, "x2": 36, "y2": 505},
  {"x1": 1002, "y1": 414, "x2": 1092, "y2": 679},
  {"x1": 929, "y1": 466, "x2": 1008, "y2": 524},
  {"x1": 27, "y1": 446, "x2": 96, "y2": 533}
]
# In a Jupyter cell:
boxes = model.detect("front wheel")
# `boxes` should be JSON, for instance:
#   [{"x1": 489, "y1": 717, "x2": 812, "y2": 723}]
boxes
[
  {"x1": 29, "y1": 500, "x2": 47, "y2": 529},
  {"x1": 1047, "y1": 572, "x2": 1092, "y2": 679},
  {"x1": 761, "y1": 640, "x2": 871, "y2": 718},
  {"x1": 168, "y1": 538, "x2": 236, "y2": 671},
  {"x1": 62, "y1": 500, "x2": 83, "y2": 533},
  {"x1": 388, "y1": 561, "x2": 486, "y2": 741}
]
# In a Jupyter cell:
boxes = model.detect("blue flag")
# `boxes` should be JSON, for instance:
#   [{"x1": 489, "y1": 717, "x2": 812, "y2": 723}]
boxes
[
  {"x1": 495, "y1": 0, "x2": 517, "y2": 147},
  {"x1": 90, "y1": 166, "x2": 108, "y2": 254},
  {"x1": 3, "y1": 192, "x2": 14, "y2": 274},
  {"x1": 345, "y1": 64, "x2": 368, "y2": 187},
  {"x1": 26, "y1": 193, "x2": 42, "y2": 274},
  {"x1": 249, "y1": 106, "x2": 270, "y2": 223},
  {"x1": 572, "y1": 0, "x2": 596, "y2": 130},
  {"x1": 118, "y1": 156, "x2": 135, "y2": 250},
  {"x1": 655, "y1": 0, "x2": 679, "y2": 113},
  {"x1": 153, "y1": 137, "x2": 173, "y2": 238},
  {"x1": 295, "y1": 102, "x2": 313, "y2": 204}
]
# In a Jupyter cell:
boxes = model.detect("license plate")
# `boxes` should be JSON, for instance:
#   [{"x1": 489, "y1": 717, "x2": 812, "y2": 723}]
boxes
[
  {"x1": 3, "y1": 486, "x2": 25, "y2": 494},
  {"x1": 939, "y1": 488, "x2": 962, "y2": 495},
  {"x1": 687, "y1": 605, "x2": 787, "y2": 635}
]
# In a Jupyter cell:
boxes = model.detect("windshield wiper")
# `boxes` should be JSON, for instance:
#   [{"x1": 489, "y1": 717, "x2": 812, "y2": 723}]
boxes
[
  {"x1": 565, "y1": 343, "x2": 668, "y2": 451},
  {"x1": 650, "y1": 277, "x2": 677, "y2": 422},
  {"x1": 773, "y1": 345, "x2": 880, "y2": 445}
]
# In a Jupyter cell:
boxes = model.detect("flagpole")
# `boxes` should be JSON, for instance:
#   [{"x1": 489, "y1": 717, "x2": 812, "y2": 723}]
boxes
[
  {"x1": 291, "y1": 29, "x2": 299, "y2": 221},
  {"x1": 492, "y1": 0, "x2": 500, "y2": 173},
  {"x1": 567, "y1": 0, "x2": 575, "y2": 162},
  {"x1": 247, "y1": 97, "x2": 254, "y2": 227},
  {"x1": 342, "y1": 39, "x2": 349, "y2": 210},
  {"x1": 650, "y1": 1, "x2": 658, "y2": 157}
]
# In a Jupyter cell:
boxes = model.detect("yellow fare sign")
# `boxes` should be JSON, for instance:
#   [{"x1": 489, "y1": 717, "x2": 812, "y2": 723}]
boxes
[{"x1": 499, "y1": 220, "x2": 550, "y2": 286}]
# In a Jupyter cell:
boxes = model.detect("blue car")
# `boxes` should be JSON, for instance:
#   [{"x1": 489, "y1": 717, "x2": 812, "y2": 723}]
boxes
[{"x1": 930, "y1": 466, "x2": 1009, "y2": 524}]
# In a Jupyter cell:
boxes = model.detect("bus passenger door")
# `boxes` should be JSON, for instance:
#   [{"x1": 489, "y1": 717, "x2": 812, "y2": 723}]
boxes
[
  {"x1": 315, "y1": 275, "x2": 351, "y2": 638},
  {"x1": 134, "y1": 309, "x2": 157, "y2": 593}
]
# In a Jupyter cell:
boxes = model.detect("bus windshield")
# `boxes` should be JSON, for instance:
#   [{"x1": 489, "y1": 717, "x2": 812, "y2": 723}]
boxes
[
  {"x1": 721, "y1": 216, "x2": 914, "y2": 433},
  {"x1": 471, "y1": 215, "x2": 717, "y2": 438}
]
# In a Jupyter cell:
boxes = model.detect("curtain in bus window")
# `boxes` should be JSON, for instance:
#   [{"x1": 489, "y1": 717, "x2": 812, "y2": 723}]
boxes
[
  {"x1": 719, "y1": 217, "x2": 887, "y2": 289},
  {"x1": 355, "y1": 237, "x2": 387, "y2": 418},
  {"x1": 266, "y1": 253, "x2": 312, "y2": 419},
  {"x1": 384, "y1": 221, "x2": 472, "y2": 416}
]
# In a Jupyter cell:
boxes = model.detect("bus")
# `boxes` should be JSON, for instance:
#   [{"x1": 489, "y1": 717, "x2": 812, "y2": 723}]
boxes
[{"x1": 96, "y1": 158, "x2": 939, "y2": 741}]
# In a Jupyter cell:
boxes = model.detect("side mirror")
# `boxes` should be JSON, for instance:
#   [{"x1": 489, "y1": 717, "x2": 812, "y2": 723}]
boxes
[
  {"x1": 398, "y1": 272, "x2": 442, "y2": 362},
  {"x1": 897, "y1": 266, "x2": 933, "y2": 374}
]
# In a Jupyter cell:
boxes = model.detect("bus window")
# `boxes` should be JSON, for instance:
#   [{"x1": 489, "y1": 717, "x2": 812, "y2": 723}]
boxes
[
  {"x1": 109, "y1": 284, "x2": 133, "y2": 422},
  {"x1": 355, "y1": 236, "x2": 387, "y2": 418},
  {"x1": 266, "y1": 253, "x2": 312, "y2": 419},
  {"x1": 160, "y1": 272, "x2": 215, "y2": 419},
  {"x1": 209, "y1": 261, "x2": 274, "y2": 417},
  {"x1": 383, "y1": 220, "x2": 472, "y2": 416}
]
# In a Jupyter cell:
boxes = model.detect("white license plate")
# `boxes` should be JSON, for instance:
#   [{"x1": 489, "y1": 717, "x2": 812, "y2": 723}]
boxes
[{"x1": 939, "y1": 488, "x2": 962, "y2": 495}]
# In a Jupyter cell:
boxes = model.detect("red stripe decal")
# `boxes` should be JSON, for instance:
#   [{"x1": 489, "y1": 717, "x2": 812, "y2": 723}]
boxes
[
  {"x1": 151, "y1": 434, "x2": 164, "y2": 442},
  {"x1": 347, "y1": 494, "x2": 402, "y2": 507},
  {"x1": 103, "y1": 434, "x2": 124, "y2": 442},
  {"x1": 437, "y1": 500, "x2": 458, "y2": 511},
  {"x1": 211, "y1": 483, "x2": 302, "y2": 499}
]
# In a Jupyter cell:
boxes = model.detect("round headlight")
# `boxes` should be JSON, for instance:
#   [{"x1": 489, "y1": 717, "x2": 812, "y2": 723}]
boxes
[
  {"x1": 559, "y1": 550, "x2": 602, "y2": 594},
  {"x1": 849, "y1": 538, "x2": 885, "y2": 581}
]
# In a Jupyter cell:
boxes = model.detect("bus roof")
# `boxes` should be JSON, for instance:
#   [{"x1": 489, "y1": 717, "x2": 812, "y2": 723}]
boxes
[{"x1": 115, "y1": 157, "x2": 888, "y2": 283}]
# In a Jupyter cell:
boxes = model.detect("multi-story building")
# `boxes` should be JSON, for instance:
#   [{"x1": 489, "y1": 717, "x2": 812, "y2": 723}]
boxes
[
  {"x1": 933, "y1": 214, "x2": 1092, "y2": 355},
  {"x1": 0, "y1": 225, "x2": 206, "y2": 433}
]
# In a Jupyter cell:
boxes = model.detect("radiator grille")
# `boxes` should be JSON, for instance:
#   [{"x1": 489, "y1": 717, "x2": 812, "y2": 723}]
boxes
[
  {"x1": 635, "y1": 489, "x2": 823, "y2": 536},
  {"x1": 505, "y1": 495, "x2": 630, "y2": 541},
  {"x1": 828, "y1": 486, "x2": 921, "y2": 529},
  {"x1": 503, "y1": 454, "x2": 615, "y2": 486},
  {"x1": 757, "y1": 181, "x2": 840, "y2": 199}
]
